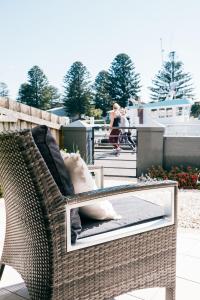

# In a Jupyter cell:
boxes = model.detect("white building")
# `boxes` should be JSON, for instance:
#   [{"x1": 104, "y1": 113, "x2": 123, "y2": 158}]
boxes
[{"x1": 127, "y1": 98, "x2": 194, "y2": 125}]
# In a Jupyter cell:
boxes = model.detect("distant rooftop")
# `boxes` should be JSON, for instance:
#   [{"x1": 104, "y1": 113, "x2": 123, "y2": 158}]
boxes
[
  {"x1": 128, "y1": 98, "x2": 194, "y2": 109},
  {"x1": 47, "y1": 106, "x2": 67, "y2": 117}
]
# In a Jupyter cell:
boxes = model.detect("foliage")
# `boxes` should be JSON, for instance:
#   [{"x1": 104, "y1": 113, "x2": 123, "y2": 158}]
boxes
[
  {"x1": 191, "y1": 102, "x2": 200, "y2": 118},
  {"x1": 149, "y1": 52, "x2": 194, "y2": 101},
  {"x1": 148, "y1": 165, "x2": 200, "y2": 189},
  {"x1": 108, "y1": 53, "x2": 141, "y2": 108},
  {"x1": 61, "y1": 145, "x2": 79, "y2": 154},
  {"x1": 63, "y1": 61, "x2": 93, "y2": 119},
  {"x1": 18, "y1": 65, "x2": 60, "y2": 110},
  {"x1": 93, "y1": 70, "x2": 113, "y2": 117},
  {"x1": 88, "y1": 107, "x2": 102, "y2": 119},
  {"x1": 61, "y1": 148, "x2": 68, "y2": 153},
  {"x1": 47, "y1": 85, "x2": 61, "y2": 108},
  {"x1": 0, "y1": 82, "x2": 9, "y2": 97}
]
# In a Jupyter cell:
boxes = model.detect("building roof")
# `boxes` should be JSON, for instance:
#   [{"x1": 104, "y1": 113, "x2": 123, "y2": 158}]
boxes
[
  {"x1": 47, "y1": 106, "x2": 67, "y2": 116},
  {"x1": 67, "y1": 119, "x2": 91, "y2": 128},
  {"x1": 128, "y1": 98, "x2": 194, "y2": 110}
]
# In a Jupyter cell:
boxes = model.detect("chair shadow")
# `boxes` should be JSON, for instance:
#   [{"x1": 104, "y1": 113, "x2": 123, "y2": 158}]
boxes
[{"x1": 0, "y1": 282, "x2": 29, "y2": 299}]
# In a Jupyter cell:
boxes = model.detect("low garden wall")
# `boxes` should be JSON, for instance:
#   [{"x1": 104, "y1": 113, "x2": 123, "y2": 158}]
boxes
[
  {"x1": 164, "y1": 136, "x2": 200, "y2": 169},
  {"x1": 137, "y1": 124, "x2": 200, "y2": 178}
]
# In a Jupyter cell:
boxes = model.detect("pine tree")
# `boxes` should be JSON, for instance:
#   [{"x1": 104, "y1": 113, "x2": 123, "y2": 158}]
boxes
[
  {"x1": 46, "y1": 85, "x2": 61, "y2": 108},
  {"x1": 149, "y1": 52, "x2": 194, "y2": 101},
  {"x1": 94, "y1": 70, "x2": 113, "y2": 117},
  {"x1": 0, "y1": 82, "x2": 9, "y2": 97},
  {"x1": 191, "y1": 102, "x2": 200, "y2": 118},
  {"x1": 63, "y1": 61, "x2": 92, "y2": 119},
  {"x1": 18, "y1": 66, "x2": 59, "y2": 109},
  {"x1": 108, "y1": 53, "x2": 141, "y2": 108}
]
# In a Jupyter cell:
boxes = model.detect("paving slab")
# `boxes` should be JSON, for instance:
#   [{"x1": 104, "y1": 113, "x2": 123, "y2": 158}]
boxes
[
  {"x1": 176, "y1": 277, "x2": 200, "y2": 300},
  {"x1": 128, "y1": 287, "x2": 164, "y2": 300},
  {"x1": 177, "y1": 253, "x2": 200, "y2": 283},
  {"x1": 0, "y1": 289, "x2": 25, "y2": 300}
]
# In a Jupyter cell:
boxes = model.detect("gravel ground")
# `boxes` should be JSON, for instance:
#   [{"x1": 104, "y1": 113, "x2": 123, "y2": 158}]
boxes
[{"x1": 178, "y1": 189, "x2": 200, "y2": 229}]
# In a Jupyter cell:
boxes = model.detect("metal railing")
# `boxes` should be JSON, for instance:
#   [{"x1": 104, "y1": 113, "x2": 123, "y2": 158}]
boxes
[{"x1": 92, "y1": 125, "x2": 137, "y2": 178}]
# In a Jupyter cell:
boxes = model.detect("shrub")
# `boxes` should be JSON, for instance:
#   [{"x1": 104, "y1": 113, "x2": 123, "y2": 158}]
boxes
[
  {"x1": 89, "y1": 108, "x2": 102, "y2": 119},
  {"x1": 148, "y1": 165, "x2": 200, "y2": 189}
]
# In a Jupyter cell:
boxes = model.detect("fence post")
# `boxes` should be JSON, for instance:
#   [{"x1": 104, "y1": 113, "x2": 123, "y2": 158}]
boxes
[
  {"x1": 136, "y1": 125, "x2": 165, "y2": 177},
  {"x1": 62, "y1": 120, "x2": 93, "y2": 164}
]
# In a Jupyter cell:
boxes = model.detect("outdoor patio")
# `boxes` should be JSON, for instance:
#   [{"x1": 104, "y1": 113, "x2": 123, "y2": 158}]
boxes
[{"x1": 0, "y1": 179, "x2": 200, "y2": 300}]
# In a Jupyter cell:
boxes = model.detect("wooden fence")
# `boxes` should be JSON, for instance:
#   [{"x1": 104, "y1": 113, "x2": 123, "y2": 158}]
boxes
[{"x1": 0, "y1": 97, "x2": 69, "y2": 145}]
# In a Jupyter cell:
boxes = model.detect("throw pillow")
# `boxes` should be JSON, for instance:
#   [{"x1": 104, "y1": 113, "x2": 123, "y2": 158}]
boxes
[
  {"x1": 31, "y1": 125, "x2": 82, "y2": 244},
  {"x1": 61, "y1": 151, "x2": 121, "y2": 220}
]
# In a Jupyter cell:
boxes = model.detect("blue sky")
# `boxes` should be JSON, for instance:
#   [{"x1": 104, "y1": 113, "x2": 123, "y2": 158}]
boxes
[{"x1": 1, "y1": 0, "x2": 200, "y2": 101}]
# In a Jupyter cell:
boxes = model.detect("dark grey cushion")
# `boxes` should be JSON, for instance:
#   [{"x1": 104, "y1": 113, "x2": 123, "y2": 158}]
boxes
[
  {"x1": 79, "y1": 196, "x2": 165, "y2": 239},
  {"x1": 31, "y1": 125, "x2": 82, "y2": 243}
]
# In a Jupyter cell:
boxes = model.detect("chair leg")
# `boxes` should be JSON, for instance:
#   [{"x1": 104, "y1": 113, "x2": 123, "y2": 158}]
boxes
[
  {"x1": 0, "y1": 264, "x2": 5, "y2": 280},
  {"x1": 166, "y1": 287, "x2": 175, "y2": 300}
]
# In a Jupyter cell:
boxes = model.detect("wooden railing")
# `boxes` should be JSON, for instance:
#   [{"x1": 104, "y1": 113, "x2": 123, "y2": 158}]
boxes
[{"x1": 0, "y1": 97, "x2": 69, "y2": 145}]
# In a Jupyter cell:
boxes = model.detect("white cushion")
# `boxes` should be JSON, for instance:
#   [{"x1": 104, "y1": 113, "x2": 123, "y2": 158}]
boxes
[{"x1": 61, "y1": 151, "x2": 121, "y2": 220}]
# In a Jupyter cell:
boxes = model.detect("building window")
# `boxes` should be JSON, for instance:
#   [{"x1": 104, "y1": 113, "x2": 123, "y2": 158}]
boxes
[
  {"x1": 176, "y1": 107, "x2": 183, "y2": 116},
  {"x1": 159, "y1": 108, "x2": 165, "y2": 118},
  {"x1": 151, "y1": 109, "x2": 157, "y2": 117},
  {"x1": 166, "y1": 108, "x2": 173, "y2": 117}
]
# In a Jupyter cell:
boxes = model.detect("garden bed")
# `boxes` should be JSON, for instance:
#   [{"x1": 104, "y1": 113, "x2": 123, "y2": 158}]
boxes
[{"x1": 148, "y1": 165, "x2": 200, "y2": 189}]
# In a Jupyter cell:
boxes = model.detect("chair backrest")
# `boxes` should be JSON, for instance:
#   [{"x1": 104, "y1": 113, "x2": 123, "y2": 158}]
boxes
[{"x1": 0, "y1": 129, "x2": 63, "y2": 299}]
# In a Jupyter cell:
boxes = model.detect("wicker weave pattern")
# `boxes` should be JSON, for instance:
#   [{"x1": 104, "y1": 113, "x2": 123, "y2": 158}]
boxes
[
  {"x1": 0, "y1": 130, "x2": 177, "y2": 300},
  {"x1": 62, "y1": 226, "x2": 176, "y2": 300},
  {"x1": 0, "y1": 130, "x2": 65, "y2": 299}
]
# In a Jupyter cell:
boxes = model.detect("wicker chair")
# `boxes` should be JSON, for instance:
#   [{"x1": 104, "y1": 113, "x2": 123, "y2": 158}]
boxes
[{"x1": 0, "y1": 129, "x2": 178, "y2": 300}]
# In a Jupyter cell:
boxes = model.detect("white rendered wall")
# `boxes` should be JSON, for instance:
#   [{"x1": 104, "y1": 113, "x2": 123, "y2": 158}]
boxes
[{"x1": 143, "y1": 105, "x2": 191, "y2": 125}]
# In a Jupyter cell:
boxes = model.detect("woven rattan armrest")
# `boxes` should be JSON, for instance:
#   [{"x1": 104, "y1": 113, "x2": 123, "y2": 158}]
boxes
[
  {"x1": 52, "y1": 180, "x2": 177, "y2": 213},
  {"x1": 63, "y1": 180, "x2": 177, "y2": 205},
  {"x1": 59, "y1": 180, "x2": 178, "y2": 252}
]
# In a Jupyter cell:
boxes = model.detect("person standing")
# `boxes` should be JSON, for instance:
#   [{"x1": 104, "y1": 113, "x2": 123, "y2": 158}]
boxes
[
  {"x1": 119, "y1": 108, "x2": 129, "y2": 144},
  {"x1": 120, "y1": 108, "x2": 136, "y2": 152},
  {"x1": 109, "y1": 103, "x2": 121, "y2": 155},
  {"x1": 126, "y1": 116, "x2": 136, "y2": 152}
]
